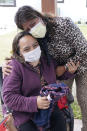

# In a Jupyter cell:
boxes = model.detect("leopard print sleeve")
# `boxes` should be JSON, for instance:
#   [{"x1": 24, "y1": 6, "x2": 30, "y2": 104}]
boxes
[{"x1": 59, "y1": 17, "x2": 87, "y2": 75}]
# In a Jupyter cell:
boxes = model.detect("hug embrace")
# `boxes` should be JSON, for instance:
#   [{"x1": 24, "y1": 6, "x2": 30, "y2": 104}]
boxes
[{"x1": 2, "y1": 5, "x2": 87, "y2": 131}]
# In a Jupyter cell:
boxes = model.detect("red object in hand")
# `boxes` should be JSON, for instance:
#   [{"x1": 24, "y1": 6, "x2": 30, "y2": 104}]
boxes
[
  {"x1": 0, "y1": 117, "x2": 8, "y2": 131},
  {"x1": 57, "y1": 96, "x2": 68, "y2": 110}
]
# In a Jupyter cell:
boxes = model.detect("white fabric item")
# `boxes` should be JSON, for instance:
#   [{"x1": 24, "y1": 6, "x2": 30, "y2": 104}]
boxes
[
  {"x1": 23, "y1": 46, "x2": 41, "y2": 62},
  {"x1": 47, "y1": 94, "x2": 52, "y2": 101}
]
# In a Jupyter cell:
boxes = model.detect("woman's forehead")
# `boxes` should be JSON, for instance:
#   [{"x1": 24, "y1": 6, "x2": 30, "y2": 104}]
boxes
[
  {"x1": 20, "y1": 35, "x2": 36, "y2": 42},
  {"x1": 19, "y1": 35, "x2": 38, "y2": 47}
]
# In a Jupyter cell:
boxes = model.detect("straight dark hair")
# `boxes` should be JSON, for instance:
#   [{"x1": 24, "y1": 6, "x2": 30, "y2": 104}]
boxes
[
  {"x1": 12, "y1": 31, "x2": 30, "y2": 63},
  {"x1": 14, "y1": 5, "x2": 55, "y2": 31}
]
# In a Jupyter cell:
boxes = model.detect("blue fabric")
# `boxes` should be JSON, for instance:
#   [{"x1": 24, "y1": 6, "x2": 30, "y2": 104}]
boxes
[
  {"x1": 33, "y1": 103, "x2": 53, "y2": 128},
  {"x1": 33, "y1": 83, "x2": 69, "y2": 129}
]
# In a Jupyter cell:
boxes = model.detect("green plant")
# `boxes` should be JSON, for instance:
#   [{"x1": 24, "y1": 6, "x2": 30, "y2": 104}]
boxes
[{"x1": 71, "y1": 100, "x2": 82, "y2": 119}]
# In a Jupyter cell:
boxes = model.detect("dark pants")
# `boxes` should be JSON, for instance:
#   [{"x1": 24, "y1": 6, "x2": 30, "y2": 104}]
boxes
[
  {"x1": 19, "y1": 120, "x2": 39, "y2": 131},
  {"x1": 19, "y1": 106, "x2": 67, "y2": 131},
  {"x1": 50, "y1": 105, "x2": 67, "y2": 131}
]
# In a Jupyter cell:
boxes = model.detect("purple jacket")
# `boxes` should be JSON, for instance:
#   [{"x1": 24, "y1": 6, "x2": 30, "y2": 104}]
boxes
[{"x1": 2, "y1": 57, "x2": 74, "y2": 127}]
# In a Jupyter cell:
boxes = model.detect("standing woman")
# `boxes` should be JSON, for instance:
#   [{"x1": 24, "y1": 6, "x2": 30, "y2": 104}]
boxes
[{"x1": 3, "y1": 6, "x2": 87, "y2": 131}]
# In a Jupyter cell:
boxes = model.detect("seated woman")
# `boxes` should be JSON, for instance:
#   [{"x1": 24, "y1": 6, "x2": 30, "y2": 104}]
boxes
[{"x1": 2, "y1": 32, "x2": 79, "y2": 131}]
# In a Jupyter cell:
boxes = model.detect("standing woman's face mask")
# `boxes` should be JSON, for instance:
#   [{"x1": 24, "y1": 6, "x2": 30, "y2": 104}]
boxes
[
  {"x1": 19, "y1": 35, "x2": 41, "y2": 65},
  {"x1": 23, "y1": 18, "x2": 47, "y2": 38}
]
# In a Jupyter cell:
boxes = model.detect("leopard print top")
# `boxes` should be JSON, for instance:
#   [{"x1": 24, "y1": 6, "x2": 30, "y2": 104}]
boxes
[{"x1": 46, "y1": 17, "x2": 87, "y2": 75}]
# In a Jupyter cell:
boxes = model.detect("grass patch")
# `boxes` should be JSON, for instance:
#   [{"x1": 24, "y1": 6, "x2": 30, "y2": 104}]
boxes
[
  {"x1": 78, "y1": 24, "x2": 87, "y2": 38},
  {"x1": 0, "y1": 31, "x2": 17, "y2": 65},
  {"x1": 71, "y1": 100, "x2": 82, "y2": 119}
]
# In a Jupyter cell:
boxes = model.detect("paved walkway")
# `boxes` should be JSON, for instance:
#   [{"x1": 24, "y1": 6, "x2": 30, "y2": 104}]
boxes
[{"x1": 74, "y1": 119, "x2": 82, "y2": 131}]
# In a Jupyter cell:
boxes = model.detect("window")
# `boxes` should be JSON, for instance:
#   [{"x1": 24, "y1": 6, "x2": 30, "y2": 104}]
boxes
[
  {"x1": 0, "y1": 0, "x2": 16, "y2": 7},
  {"x1": 57, "y1": 0, "x2": 64, "y2": 3}
]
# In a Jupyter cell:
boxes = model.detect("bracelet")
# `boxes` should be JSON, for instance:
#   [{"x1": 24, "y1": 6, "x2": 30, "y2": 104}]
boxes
[{"x1": 64, "y1": 64, "x2": 68, "y2": 71}]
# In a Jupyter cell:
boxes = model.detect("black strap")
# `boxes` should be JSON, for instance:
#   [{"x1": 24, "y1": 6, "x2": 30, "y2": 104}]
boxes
[
  {"x1": 0, "y1": 67, "x2": 4, "y2": 105},
  {"x1": 0, "y1": 67, "x2": 2, "y2": 90}
]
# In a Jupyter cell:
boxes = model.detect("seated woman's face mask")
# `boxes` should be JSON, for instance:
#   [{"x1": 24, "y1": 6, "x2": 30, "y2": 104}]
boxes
[{"x1": 23, "y1": 46, "x2": 41, "y2": 63}]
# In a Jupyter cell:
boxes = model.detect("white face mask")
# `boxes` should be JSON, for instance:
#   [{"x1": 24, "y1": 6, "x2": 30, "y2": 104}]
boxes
[
  {"x1": 29, "y1": 22, "x2": 46, "y2": 38},
  {"x1": 23, "y1": 46, "x2": 41, "y2": 63}
]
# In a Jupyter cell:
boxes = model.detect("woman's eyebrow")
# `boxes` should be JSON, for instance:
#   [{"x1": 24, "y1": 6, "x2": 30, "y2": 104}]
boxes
[
  {"x1": 21, "y1": 41, "x2": 38, "y2": 50},
  {"x1": 22, "y1": 45, "x2": 31, "y2": 50},
  {"x1": 32, "y1": 41, "x2": 38, "y2": 45}
]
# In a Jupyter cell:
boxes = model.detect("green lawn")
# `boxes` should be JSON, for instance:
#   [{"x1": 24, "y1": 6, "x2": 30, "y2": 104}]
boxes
[
  {"x1": 78, "y1": 24, "x2": 87, "y2": 38},
  {"x1": 0, "y1": 31, "x2": 17, "y2": 65},
  {"x1": 71, "y1": 101, "x2": 82, "y2": 119},
  {"x1": 0, "y1": 24, "x2": 87, "y2": 119}
]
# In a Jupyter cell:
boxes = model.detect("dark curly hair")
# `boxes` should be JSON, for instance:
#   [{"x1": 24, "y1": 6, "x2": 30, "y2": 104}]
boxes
[{"x1": 12, "y1": 31, "x2": 29, "y2": 63}]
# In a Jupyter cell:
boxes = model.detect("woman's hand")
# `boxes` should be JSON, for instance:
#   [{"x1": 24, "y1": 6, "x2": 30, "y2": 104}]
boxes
[
  {"x1": 66, "y1": 60, "x2": 80, "y2": 74},
  {"x1": 4, "y1": 113, "x2": 17, "y2": 131},
  {"x1": 56, "y1": 60, "x2": 79, "y2": 76},
  {"x1": 2, "y1": 59, "x2": 12, "y2": 77},
  {"x1": 56, "y1": 66, "x2": 66, "y2": 77},
  {"x1": 37, "y1": 96, "x2": 50, "y2": 109}
]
